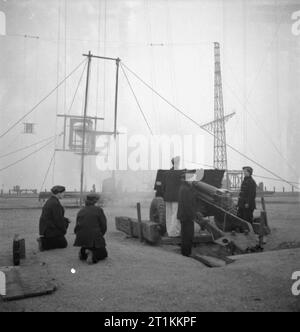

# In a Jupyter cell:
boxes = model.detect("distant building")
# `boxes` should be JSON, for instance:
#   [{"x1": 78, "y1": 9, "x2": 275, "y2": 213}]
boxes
[
  {"x1": 0, "y1": 11, "x2": 6, "y2": 36},
  {"x1": 23, "y1": 123, "x2": 35, "y2": 134}
]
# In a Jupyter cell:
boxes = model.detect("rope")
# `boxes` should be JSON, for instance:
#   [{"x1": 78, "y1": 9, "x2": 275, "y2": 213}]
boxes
[
  {"x1": 0, "y1": 137, "x2": 58, "y2": 173},
  {"x1": 223, "y1": 79, "x2": 299, "y2": 179},
  {"x1": 53, "y1": 0, "x2": 62, "y2": 185},
  {"x1": 0, "y1": 58, "x2": 87, "y2": 140},
  {"x1": 120, "y1": 64, "x2": 154, "y2": 135},
  {"x1": 166, "y1": 0, "x2": 181, "y2": 134},
  {"x1": 145, "y1": 0, "x2": 160, "y2": 134},
  {"x1": 96, "y1": 0, "x2": 101, "y2": 120},
  {"x1": 221, "y1": 5, "x2": 297, "y2": 178},
  {"x1": 121, "y1": 62, "x2": 299, "y2": 190},
  {"x1": 253, "y1": 174, "x2": 300, "y2": 187},
  {"x1": 64, "y1": 0, "x2": 68, "y2": 116},
  {"x1": 184, "y1": 160, "x2": 215, "y2": 169},
  {"x1": 40, "y1": 151, "x2": 56, "y2": 193},
  {"x1": 0, "y1": 135, "x2": 58, "y2": 160},
  {"x1": 67, "y1": 60, "x2": 88, "y2": 115}
]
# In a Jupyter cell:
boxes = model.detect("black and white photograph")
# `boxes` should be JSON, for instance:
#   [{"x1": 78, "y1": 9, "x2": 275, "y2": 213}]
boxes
[{"x1": 0, "y1": 0, "x2": 300, "y2": 315}]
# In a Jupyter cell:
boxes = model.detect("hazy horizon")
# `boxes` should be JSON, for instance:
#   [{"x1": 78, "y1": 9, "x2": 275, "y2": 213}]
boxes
[{"x1": 1, "y1": 0, "x2": 300, "y2": 193}]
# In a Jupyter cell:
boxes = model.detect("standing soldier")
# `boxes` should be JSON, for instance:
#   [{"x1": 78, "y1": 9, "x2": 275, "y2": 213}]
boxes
[
  {"x1": 164, "y1": 156, "x2": 182, "y2": 237},
  {"x1": 177, "y1": 172, "x2": 203, "y2": 257},
  {"x1": 237, "y1": 166, "x2": 257, "y2": 224}
]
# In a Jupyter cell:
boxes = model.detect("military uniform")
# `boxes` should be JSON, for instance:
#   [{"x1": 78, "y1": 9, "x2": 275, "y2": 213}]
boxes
[
  {"x1": 177, "y1": 181, "x2": 198, "y2": 256},
  {"x1": 74, "y1": 199, "x2": 108, "y2": 263},
  {"x1": 237, "y1": 175, "x2": 257, "y2": 223},
  {"x1": 39, "y1": 195, "x2": 69, "y2": 250},
  {"x1": 164, "y1": 170, "x2": 185, "y2": 237}
]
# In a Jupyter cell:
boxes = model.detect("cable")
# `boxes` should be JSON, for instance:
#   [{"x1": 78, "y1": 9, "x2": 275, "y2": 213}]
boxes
[
  {"x1": 0, "y1": 137, "x2": 57, "y2": 173},
  {"x1": 120, "y1": 64, "x2": 154, "y2": 135},
  {"x1": 145, "y1": 0, "x2": 160, "y2": 134},
  {"x1": 64, "y1": 0, "x2": 68, "y2": 116},
  {"x1": 121, "y1": 62, "x2": 299, "y2": 190},
  {"x1": 253, "y1": 174, "x2": 300, "y2": 187},
  {"x1": 102, "y1": 0, "x2": 108, "y2": 129},
  {"x1": 221, "y1": 5, "x2": 297, "y2": 178},
  {"x1": 96, "y1": 0, "x2": 101, "y2": 120},
  {"x1": 39, "y1": 151, "x2": 56, "y2": 193},
  {"x1": 53, "y1": 0, "x2": 62, "y2": 186},
  {"x1": 0, "y1": 135, "x2": 58, "y2": 160},
  {"x1": 183, "y1": 160, "x2": 215, "y2": 169},
  {"x1": 67, "y1": 60, "x2": 88, "y2": 115},
  {"x1": 166, "y1": 0, "x2": 181, "y2": 134},
  {"x1": 223, "y1": 79, "x2": 299, "y2": 179},
  {"x1": 0, "y1": 58, "x2": 87, "y2": 140},
  {"x1": 245, "y1": 8, "x2": 287, "y2": 105},
  {"x1": 3, "y1": 33, "x2": 214, "y2": 47}
]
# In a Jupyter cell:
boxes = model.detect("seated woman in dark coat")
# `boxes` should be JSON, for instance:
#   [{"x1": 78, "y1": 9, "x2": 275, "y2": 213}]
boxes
[
  {"x1": 38, "y1": 186, "x2": 70, "y2": 251},
  {"x1": 74, "y1": 194, "x2": 108, "y2": 265}
]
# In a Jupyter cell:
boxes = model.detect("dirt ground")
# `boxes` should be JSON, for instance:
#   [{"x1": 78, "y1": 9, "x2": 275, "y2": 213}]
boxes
[{"x1": 0, "y1": 195, "x2": 300, "y2": 312}]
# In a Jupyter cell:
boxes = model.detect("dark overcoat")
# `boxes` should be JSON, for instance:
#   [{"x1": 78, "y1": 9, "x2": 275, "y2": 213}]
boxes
[
  {"x1": 163, "y1": 170, "x2": 186, "y2": 202},
  {"x1": 74, "y1": 206, "x2": 107, "y2": 248},
  {"x1": 238, "y1": 176, "x2": 257, "y2": 209},
  {"x1": 177, "y1": 181, "x2": 199, "y2": 256},
  {"x1": 39, "y1": 196, "x2": 69, "y2": 238},
  {"x1": 177, "y1": 182, "x2": 198, "y2": 221}
]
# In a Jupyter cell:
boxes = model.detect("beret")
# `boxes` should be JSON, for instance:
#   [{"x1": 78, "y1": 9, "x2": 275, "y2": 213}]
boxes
[
  {"x1": 86, "y1": 193, "x2": 100, "y2": 202},
  {"x1": 51, "y1": 186, "x2": 66, "y2": 195},
  {"x1": 243, "y1": 166, "x2": 253, "y2": 174}
]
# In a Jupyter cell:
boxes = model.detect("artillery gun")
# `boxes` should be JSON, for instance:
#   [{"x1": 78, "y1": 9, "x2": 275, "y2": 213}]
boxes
[
  {"x1": 149, "y1": 169, "x2": 270, "y2": 253},
  {"x1": 115, "y1": 169, "x2": 270, "y2": 257}
]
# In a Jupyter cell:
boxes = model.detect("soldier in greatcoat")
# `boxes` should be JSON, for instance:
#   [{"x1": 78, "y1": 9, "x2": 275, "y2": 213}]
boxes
[
  {"x1": 177, "y1": 172, "x2": 203, "y2": 256},
  {"x1": 237, "y1": 166, "x2": 257, "y2": 224}
]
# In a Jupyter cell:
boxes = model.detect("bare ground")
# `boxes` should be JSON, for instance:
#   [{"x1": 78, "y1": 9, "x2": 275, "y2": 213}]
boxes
[{"x1": 0, "y1": 195, "x2": 300, "y2": 312}]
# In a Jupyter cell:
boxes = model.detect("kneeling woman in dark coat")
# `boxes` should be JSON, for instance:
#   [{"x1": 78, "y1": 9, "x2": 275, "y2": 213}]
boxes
[
  {"x1": 38, "y1": 186, "x2": 70, "y2": 251},
  {"x1": 74, "y1": 194, "x2": 108, "y2": 264}
]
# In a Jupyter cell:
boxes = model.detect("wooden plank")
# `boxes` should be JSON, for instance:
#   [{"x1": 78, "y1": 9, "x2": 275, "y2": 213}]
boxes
[
  {"x1": 115, "y1": 217, "x2": 161, "y2": 244},
  {"x1": 261, "y1": 196, "x2": 266, "y2": 211},
  {"x1": 160, "y1": 233, "x2": 213, "y2": 245},
  {"x1": 141, "y1": 222, "x2": 161, "y2": 244},
  {"x1": 136, "y1": 203, "x2": 143, "y2": 242},
  {"x1": 19, "y1": 239, "x2": 26, "y2": 260},
  {"x1": 191, "y1": 254, "x2": 227, "y2": 268},
  {"x1": 193, "y1": 244, "x2": 235, "y2": 264},
  {"x1": 115, "y1": 217, "x2": 132, "y2": 235},
  {"x1": 13, "y1": 236, "x2": 25, "y2": 266},
  {"x1": 0, "y1": 264, "x2": 56, "y2": 302}
]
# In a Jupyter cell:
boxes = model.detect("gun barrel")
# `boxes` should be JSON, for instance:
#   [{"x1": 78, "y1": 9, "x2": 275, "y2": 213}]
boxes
[{"x1": 193, "y1": 181, "x2": 221, "y2": 197}]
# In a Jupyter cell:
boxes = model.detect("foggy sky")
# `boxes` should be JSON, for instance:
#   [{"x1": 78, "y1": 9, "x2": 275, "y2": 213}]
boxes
[{"x1": 0, "y1": 0, "x2": 300, "y2": 192}]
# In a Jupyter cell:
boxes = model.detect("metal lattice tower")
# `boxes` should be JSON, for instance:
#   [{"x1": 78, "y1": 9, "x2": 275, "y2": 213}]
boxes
[{"x1": 213, "y1": 42, "x2": 227, "y2": 170}]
